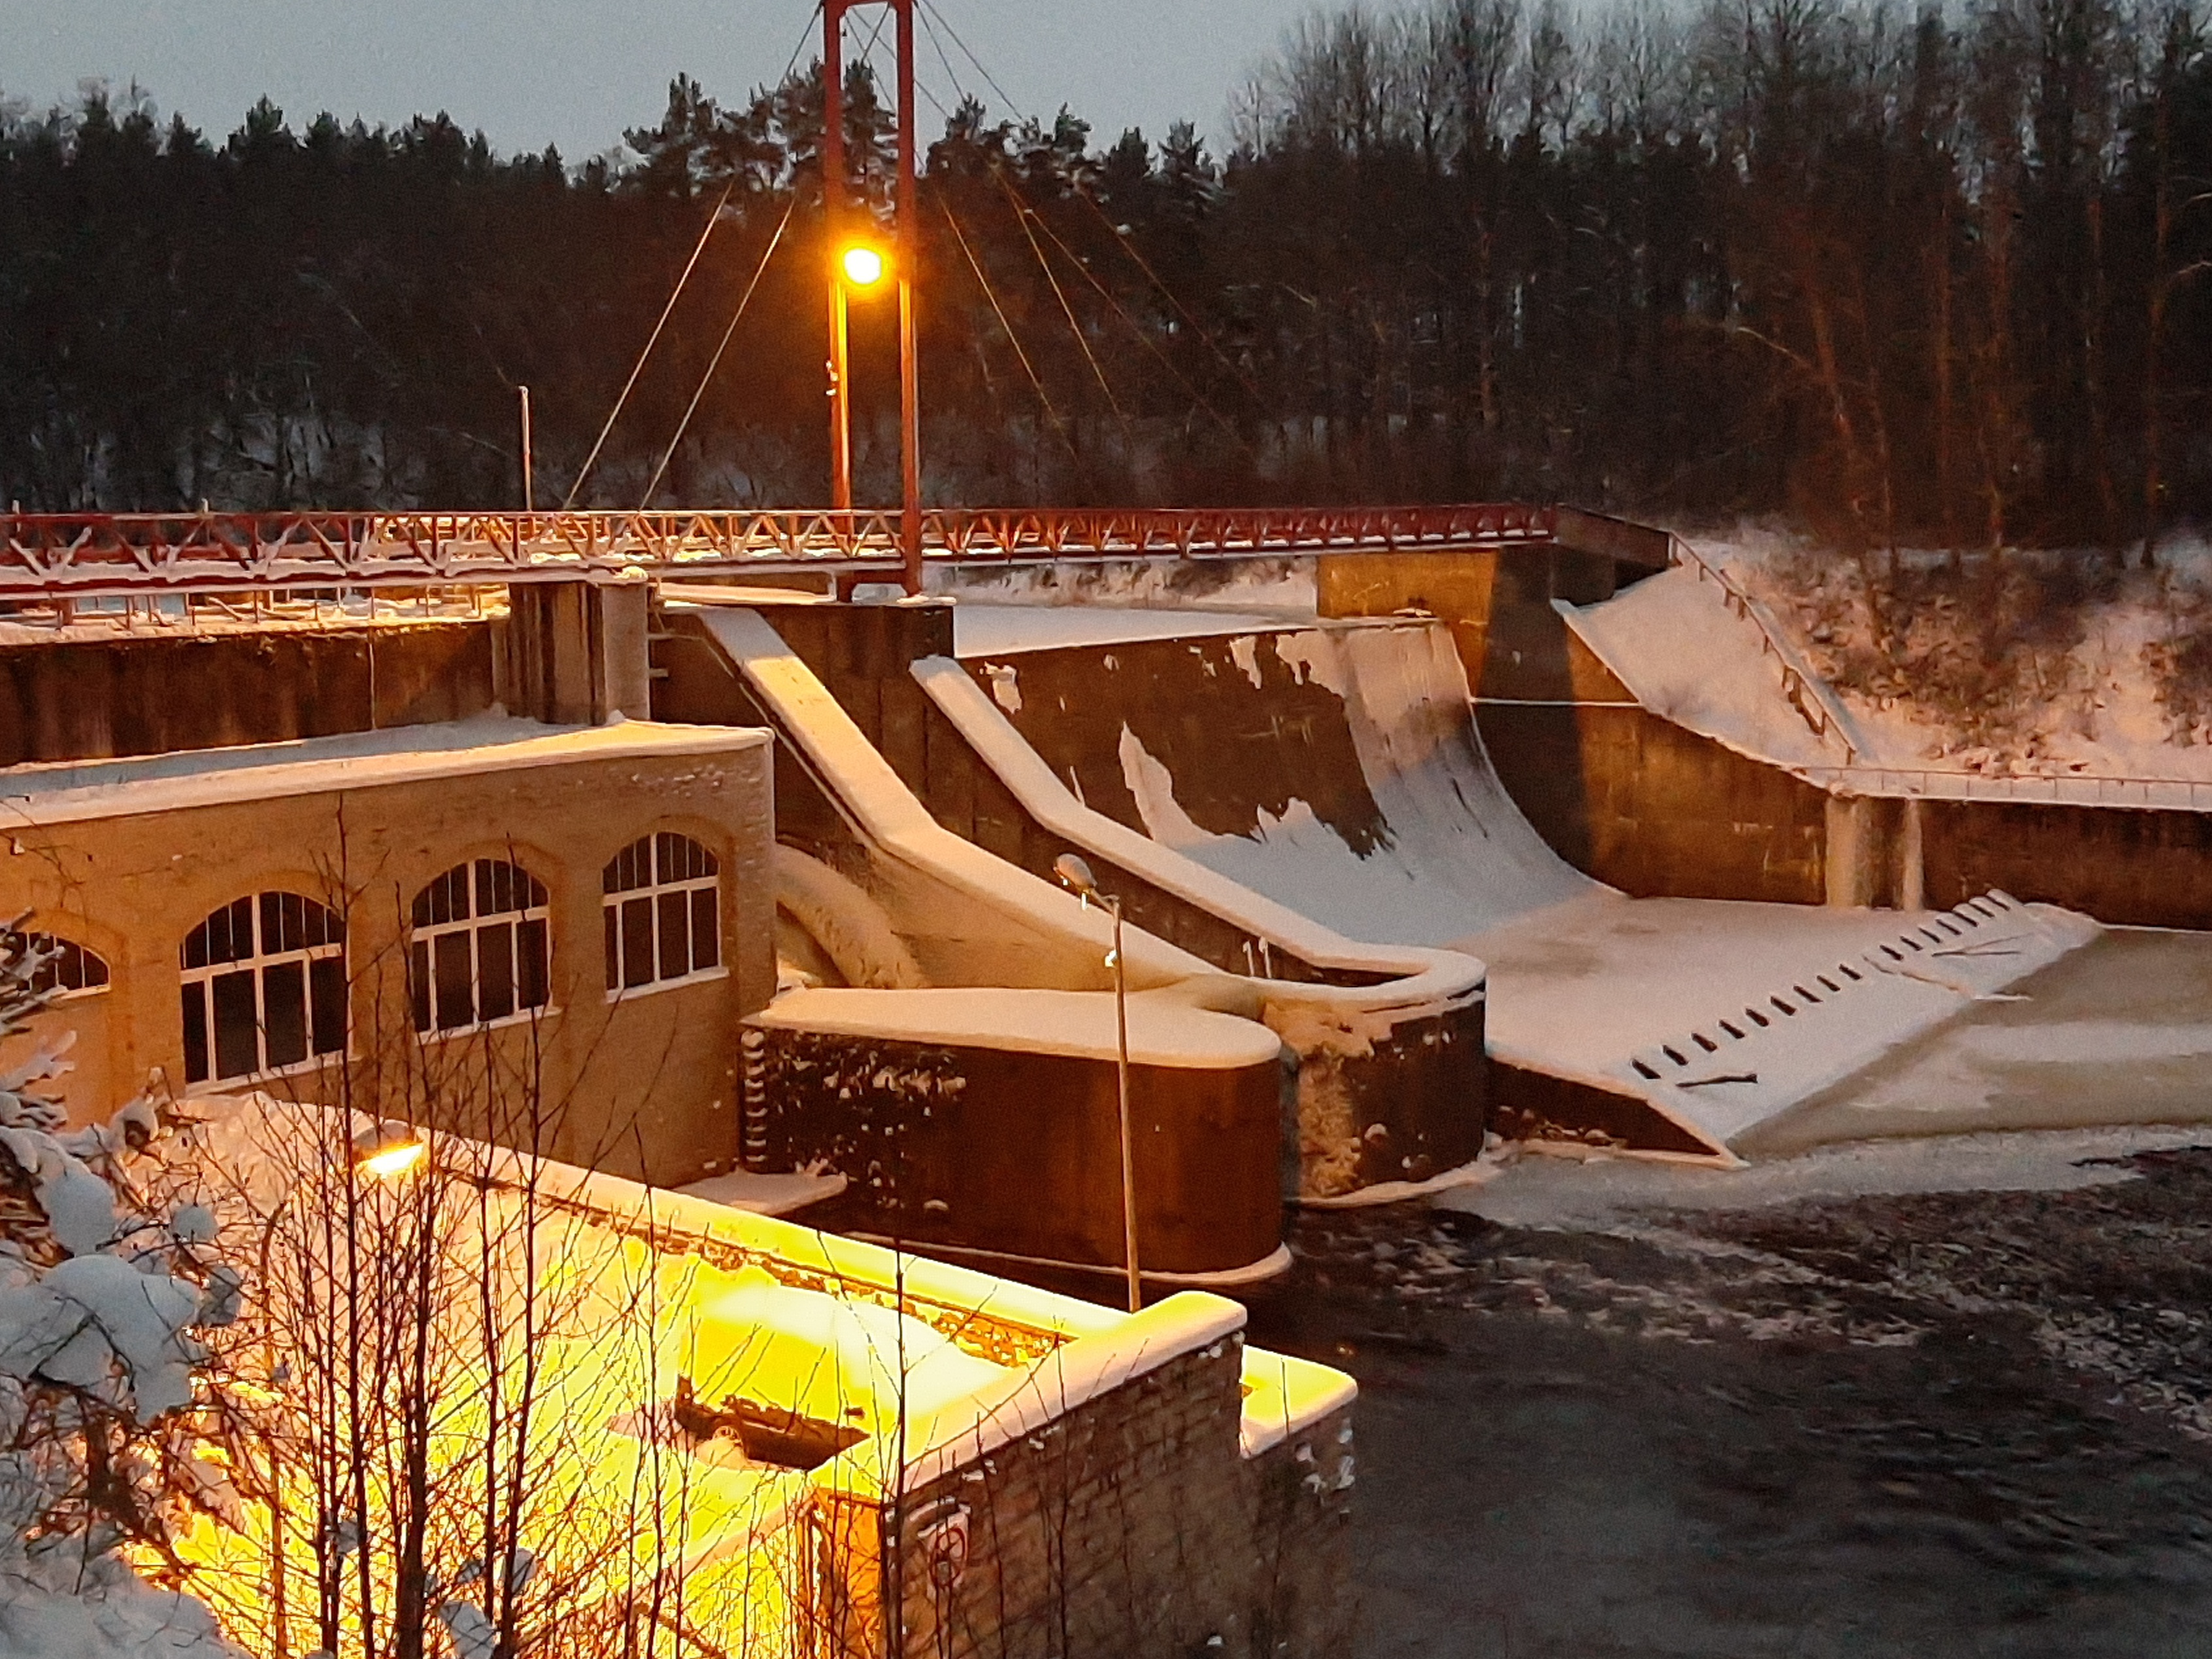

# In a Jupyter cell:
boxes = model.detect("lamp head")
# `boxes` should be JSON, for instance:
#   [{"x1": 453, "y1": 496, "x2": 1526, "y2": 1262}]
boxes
[
  {"x1": 354, "y1": 1124, "x2": 427, "y2": 1180},
  {"x1": 840, "y1": 243, "x2": 888, "y2": 289},
  {"x1": 1052, "y1": 852, "x2": 1099, "y2": 898}
]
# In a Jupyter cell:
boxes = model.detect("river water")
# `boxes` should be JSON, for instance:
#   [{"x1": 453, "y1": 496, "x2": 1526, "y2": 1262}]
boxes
[{"x1": 1248, "y1": 1135, "x2": 2212, "y2": 1657}]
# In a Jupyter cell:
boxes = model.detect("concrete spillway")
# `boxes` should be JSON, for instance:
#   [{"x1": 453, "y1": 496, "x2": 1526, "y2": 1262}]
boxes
[
  {"x1": 649, "y1": 596, "x2": 1492, "y2": 1288},
  {"x1": 953, "y1": 613, "x2": 1594, "y2": 947},
  {"x1": 943, "y1": 608, "x2": 2096, "y2": 1162}
]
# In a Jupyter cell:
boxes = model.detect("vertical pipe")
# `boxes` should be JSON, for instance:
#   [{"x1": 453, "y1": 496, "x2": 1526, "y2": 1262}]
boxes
[
  {"x1": 823, "y1": 1, "x2": 852, "y2": 514},
  {"x1": 830, "y1": 284, "x2": 852, "y2": 517},
  {"x1": 516, "y1": 385, "x2": 533, "y2": 512},
  {"x1": 1111, "y1": 897, "x2": 1141, "y2": 1313},
  {"x1": 896, "y1": 0, "x2": 923, "y2": 592}
]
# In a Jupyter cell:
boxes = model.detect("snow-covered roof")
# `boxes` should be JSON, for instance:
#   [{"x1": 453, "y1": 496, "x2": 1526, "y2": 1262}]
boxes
[{"x1": 0, "y1": 714, "x2": 769, "y2": 827}]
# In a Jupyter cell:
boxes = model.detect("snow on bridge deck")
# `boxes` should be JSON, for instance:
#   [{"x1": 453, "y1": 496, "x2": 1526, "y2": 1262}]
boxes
[{"x1": 0, "y1": 503, "x2": 1553, "y2": 599}]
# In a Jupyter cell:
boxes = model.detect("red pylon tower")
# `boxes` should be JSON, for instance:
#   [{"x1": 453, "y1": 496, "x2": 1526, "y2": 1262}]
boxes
[{"x1": 821, "y1": 0, "x2": 922, "y2": 592}]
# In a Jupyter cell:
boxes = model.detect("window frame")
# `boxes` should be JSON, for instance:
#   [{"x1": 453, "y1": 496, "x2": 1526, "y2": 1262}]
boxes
[
  {"x1": 3, "y1": 930, "x2": 112, "y2": 1003},
  {"x1": 179, "y1": 892, "x2": 348, "y2": 1088},
  {"x1": 408, "y1": 858, "x2": 557, "y2": 1041},
  {"x1": 601, "y1": 832, "x2": 726, "y2": 1003}
]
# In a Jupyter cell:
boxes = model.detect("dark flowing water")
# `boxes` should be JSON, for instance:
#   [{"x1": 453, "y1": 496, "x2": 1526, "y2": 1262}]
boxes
[{"x1": 1245, "y1": 1147, "x2": 2212, "y2": 1658}]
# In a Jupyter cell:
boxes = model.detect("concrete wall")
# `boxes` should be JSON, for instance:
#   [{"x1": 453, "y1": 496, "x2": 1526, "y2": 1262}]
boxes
[
  {"x1": 1318, "y1": 539, "x2": 2212, "y2": 926},
  {"x1": 3, "y1": 742, "x2": 777, "y2": 1184},
  {"x1": 1920, "y1": 796, "x2": 2212, "y2": 927},
  {"x1": 890, "y1": 1337, "x2": 1356, "y2": 1659},
  {"x1": 660, "y1": 605, "x2": 1489, "y2": 1196},
  {"x1": 1477, "y1": 698, "x2": 1834, "y2": 904},
  {"x1": 1317, "y1": 550, "x2": 1833, "y2": 903},
  {"x1": 747, "y1": 1024, "x2": 1285, "y2": 1277},
  {"x1": 0, "y1": 623, "x2": 496, "y2": 766}
]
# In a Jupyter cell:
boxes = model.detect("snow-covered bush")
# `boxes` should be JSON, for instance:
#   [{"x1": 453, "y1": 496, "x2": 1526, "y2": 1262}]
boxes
[{"x1": 0, "y1": 922, "x2": 246, "y2": 1657}]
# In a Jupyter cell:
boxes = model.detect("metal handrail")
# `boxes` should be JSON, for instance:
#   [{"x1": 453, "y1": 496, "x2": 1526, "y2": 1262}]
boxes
[
  {"x1": 1660, "y1": 538, "x2": 2211, "y2": 809},
  {"x1": 1791, "y1": 762, "x2": 2212, "y2": 811},
  {"x1": 0, "y1": 503, "x2": 1556, "y2": 599},
  {"x1": 1665, "y1": 534, "x2": 1861, "y2": 763}
]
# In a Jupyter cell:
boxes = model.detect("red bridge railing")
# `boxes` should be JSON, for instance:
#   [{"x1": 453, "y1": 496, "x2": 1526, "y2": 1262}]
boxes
[{"x1": 0, "y1": 504, "x2": 1554, "y2": 598}]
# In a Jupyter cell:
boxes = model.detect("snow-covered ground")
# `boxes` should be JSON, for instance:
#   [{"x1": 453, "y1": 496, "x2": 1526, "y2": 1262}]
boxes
[
  {"x1": 1441, "y1": 1120, "x2": 2212, "y2": 1230},
  {"x1": 925, "y1": 554, "x2": 1318, "y2": 615},
  {"x1": 1654, "y1": 524, "x2": 2212, "y2": 784},
  {"x1": 1462, "y1": 890, "x2": 2097, "y2": 1155},
  {"x1": 952, "y1": 604, "x2": 1302, "y2": 658},
  {"x1": 0, "y1": 1566, "x2": 244, "y2": 1659}
]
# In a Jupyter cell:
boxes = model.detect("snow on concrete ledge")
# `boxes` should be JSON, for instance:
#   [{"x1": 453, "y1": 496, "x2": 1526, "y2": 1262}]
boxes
[
  {"x1": 690, "y1": 604, "x2": 1222, "y2": 992},
  {"x1": 911, "y1": 653, "x2": 1488, "y2": 1048},
  {"x1": 748, "y1": 985, "x2": 1287, "y2": 1069},
  {"x1": 0, "y1": 712, "x2": 769, "y2": 827},
  {"x1": 1474, "y1": 891, "x2": 2101, "y2": 1159}
]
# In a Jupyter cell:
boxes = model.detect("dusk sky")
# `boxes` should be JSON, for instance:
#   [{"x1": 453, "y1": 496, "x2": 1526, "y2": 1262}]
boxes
[{"x1": 4, "y1": 0, "x2": 1307, "y2": 161}]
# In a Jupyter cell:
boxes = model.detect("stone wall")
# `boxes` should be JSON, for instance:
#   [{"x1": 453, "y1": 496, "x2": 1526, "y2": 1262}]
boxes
[{"x1": 889, "y1": 1337, "x2": 1356, "y2": 1659}]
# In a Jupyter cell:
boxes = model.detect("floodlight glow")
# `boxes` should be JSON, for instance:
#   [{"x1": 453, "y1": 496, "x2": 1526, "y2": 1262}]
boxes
[
  {"x1": 841, "y1": 244, "x2": 888, "y2": 288},
  {"x1": 358, "y1": 1138, "x2": 427, "y2": 1179}
]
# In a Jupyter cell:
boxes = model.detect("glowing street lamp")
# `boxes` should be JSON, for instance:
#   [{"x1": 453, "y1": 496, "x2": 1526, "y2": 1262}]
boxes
[
  {"x1": 840, "y1": 243, "x2": 889, "y2": 289},
  {"x1": 354, "y1": 1124, "x2": 428, "y2": 1180},
  {"x1": 1053, "y1": 852, "x2": 1141, "y2": 1315}
]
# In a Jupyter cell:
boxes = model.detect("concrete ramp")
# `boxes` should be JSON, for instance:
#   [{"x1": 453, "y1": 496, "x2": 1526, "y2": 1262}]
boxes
[
  {"x1": 1466, "y1": 890, "x2": 2098, "y2": 1158},
  {"x1": 960, "y1": 616, "x2": 1596, "y2": 948}
]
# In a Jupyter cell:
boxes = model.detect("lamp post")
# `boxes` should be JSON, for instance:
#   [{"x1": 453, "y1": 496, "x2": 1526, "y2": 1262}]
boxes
[
  {"x1": 821, "y1": 0, "x2": 923, "y2": 592},
  {"x1": 255, "y1": 1124, "x2": 428, "y2": 1658},
  {"x1": 1054, "y1": 853, "x2": 1141, "y2": 1314}
]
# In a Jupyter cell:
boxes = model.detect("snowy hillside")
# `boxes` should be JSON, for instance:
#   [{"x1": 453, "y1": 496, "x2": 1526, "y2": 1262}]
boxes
[{"x1": 1680, "y1": 525, "x2": 2212, "y2": 782}]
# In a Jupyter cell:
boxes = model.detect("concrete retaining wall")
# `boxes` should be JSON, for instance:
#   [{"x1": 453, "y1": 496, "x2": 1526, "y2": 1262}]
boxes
[
  {"x1": 0, "y1": 622, "x2": 495, "y2": 766},
  {"x1": 1320, "y1": 539, "x2": 2212, "y2": 929},
  {"x1": 660, "y1": 603, "x2": 1492, "y2": 1199},
  {"x1": 744, "y1": 1023, "x2": 1286, "y2": 1279}
]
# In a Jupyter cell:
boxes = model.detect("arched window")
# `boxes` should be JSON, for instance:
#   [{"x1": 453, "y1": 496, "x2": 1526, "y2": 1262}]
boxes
[
  {"x1": 410, "y1": 859, "x2": 551, "y2": 1034},
  {"x1": 181, "y1": 894, "x2": 346, "y2": 1085},
  {"x1": 2, "y1": 930, "x2": 110, "y2": 999},
  {"x1": 603, "y1": 833, "x2": 721, "y2": 996}
]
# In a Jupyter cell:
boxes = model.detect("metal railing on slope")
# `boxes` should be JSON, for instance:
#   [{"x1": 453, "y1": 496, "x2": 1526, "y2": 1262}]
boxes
[
  {"x1": 1662, "y1": 535, "x2": 2212, "y2": 813},
  {"x1": 1664, "y1": 533, "x2": 1863, "y2": 763},
  {"x1": 0, "y1": 503, "x2": 1556, "y2": 599}
]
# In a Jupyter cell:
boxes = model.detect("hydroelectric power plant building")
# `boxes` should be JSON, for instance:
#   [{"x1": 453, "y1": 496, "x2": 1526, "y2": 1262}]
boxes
[
  {"x1": 4, "y1": 503, "x2": 2200, "y2": 1281},
  {"x1": 8, "y1": 500, "x2": 2210, "y2": 1657}
]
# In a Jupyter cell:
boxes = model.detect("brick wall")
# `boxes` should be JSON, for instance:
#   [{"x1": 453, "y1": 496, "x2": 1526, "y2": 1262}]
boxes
[{"x1": 884, "y1": 1337, "x2": 1355, "y2": 1659}]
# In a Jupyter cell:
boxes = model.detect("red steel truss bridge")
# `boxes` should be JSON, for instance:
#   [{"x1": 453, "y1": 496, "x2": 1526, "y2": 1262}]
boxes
[{"x1": 0, "y1": 504, "x2": 1555, "y2": 599}]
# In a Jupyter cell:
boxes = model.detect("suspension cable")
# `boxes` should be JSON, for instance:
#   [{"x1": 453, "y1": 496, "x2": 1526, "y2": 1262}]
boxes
[
  {"x1": 562, "y1": 181, "x2": 735, "y2": 507},
  {"x1": 915, "y1": 0, "x2": 1025, "y2": 127},
  {"x1": 563, "y1": 5, "x2": 822, "y2": 508},
  {"x1": 992, "y1": 167, "x2": 1131, "y2": 435},
  {"x1": 639, "y1": 198, "x2": 797, "y2": 508},
  {"x1": 1071, "y1": 182, "x2": 1270, "y2": 410},
  {"x1": 916, "y1": 0, "x2": 1265, "y2": 421},
  {"x1": 1005, "y1": 168, "x2": 1252, "y2": 452},
  {"x1": 939, "y1": 195, "x2": 1079, "y2": 458}
]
